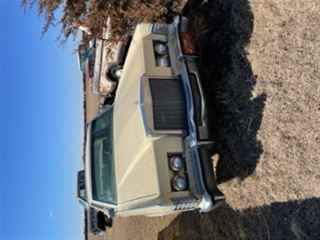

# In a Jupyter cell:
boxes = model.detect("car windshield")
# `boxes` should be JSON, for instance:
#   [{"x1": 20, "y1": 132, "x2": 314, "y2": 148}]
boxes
[{"x1": 91, "y1": 108, "x2": 117, "y2": 204}]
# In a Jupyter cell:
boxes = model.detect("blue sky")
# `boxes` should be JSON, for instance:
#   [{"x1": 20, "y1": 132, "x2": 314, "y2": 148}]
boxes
[{"x1": 0, "y1": 1, "x2": 84, "y2": 239}]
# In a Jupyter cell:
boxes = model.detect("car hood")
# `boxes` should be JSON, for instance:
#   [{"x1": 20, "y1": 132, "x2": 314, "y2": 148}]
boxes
[
  {"x1": 112, "y1": 24, "x2": 160, "y2": 204},
  {"x1": 113, "y1": 94, "x2": 160, "y2": 204}
]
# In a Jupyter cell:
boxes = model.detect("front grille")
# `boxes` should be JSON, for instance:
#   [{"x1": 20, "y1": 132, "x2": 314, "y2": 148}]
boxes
[
  {"x1": 171, "y1": 196, "x2": 198, "y2": 211},
  {"x1": 149, "y1": 78, "x2": 187, "y2": 130}
]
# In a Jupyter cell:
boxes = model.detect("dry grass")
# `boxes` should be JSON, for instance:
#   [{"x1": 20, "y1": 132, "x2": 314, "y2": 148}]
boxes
[{"x1": 86, "y1": 0, "x2": 320, "y2": 239}]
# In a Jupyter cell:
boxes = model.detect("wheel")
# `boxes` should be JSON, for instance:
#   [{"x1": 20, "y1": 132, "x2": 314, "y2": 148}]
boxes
[
  {"x1": 96, "y1": 212, "x2": 107, "y2": 231},
  {"x1": 97, "y1": 211, "x2": 113, "y2": 229},
  {"x1": 97, "y1": 220, "x2": 106, "y2": 231},
  {"x1": 102, "y1": 95, "x2": 115, "y2": 107},
  {"x1": 104, "y1": 215, "x2": 113, "y2": 227},
  {"x1": 106, "y1": 63, "x2": 122, "y2": 82}
]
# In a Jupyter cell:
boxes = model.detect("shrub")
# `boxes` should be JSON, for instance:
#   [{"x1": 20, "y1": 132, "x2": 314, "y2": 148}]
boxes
[{"x1": 22, "y1": 0, "x2": 184, "y2": 43}]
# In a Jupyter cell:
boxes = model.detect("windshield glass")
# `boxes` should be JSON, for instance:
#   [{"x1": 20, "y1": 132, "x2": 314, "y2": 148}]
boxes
[{"x1": 91, "y1": 108, "x2": 117, "y2": 204}]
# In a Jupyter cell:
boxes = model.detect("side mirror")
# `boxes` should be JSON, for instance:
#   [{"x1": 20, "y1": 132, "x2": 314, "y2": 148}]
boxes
[
  {"x1": 78, "y1": 198, "x2": 89, "y2": 209},
  {"x1": 103, "y1": 208, "x2": 115, "y2": 218}
]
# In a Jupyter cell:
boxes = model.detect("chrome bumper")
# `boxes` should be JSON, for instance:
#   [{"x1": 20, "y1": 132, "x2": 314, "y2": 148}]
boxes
[{"x1": 168, "y1": 16, "x2": 225, "y2": 212}]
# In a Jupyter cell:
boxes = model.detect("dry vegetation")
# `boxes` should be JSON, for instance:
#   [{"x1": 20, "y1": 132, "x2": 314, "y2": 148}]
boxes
[
  {"x1": 22, "y1": 0, "x2": 184, "y2": 43},
  {"x1": 104, "y1": 0, "x2": 320, "y2": 239},
  {"x1": 78, "y1": 0, "x2": 320, "y2": 239}
]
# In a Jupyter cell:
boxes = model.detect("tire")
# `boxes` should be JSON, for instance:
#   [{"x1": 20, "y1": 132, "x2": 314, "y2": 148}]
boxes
[
  {"x1": 96, "y1": 212, "x2": 107, "y2": 231},
  {"x1": 97, "y1": 221, "x2": 106, "y2": 231},
  {"x1": 104, "y1": 215, "x2": 113, "y2": 228},
  {"x1": 106, "y1": 63, "x2": 122, "y2": 82},
  {"x1": 102, "y1": 96, "x2": 114, "y2": 107}
]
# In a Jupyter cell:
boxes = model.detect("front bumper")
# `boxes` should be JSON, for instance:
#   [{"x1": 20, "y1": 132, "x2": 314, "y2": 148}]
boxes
[{"x1": 168, "y1": 17, "x2": 225, "y2": 212}]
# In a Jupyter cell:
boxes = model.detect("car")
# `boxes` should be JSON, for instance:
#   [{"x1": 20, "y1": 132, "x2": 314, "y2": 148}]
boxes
[
  {"x1": 92, "y1": 18, "x2": 132, "y2": 98},
  {"x1": 81, "y1": 16, "x2": 224, "y2": 220}
]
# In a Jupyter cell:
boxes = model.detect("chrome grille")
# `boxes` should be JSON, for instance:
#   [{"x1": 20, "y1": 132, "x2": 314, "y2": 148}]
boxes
[
  {"x1": 149, "y1": 78, "x2": 187, "y2": 130},
  {"x1": 171, "y1": 196, "x2": 198, "y2": 211}
]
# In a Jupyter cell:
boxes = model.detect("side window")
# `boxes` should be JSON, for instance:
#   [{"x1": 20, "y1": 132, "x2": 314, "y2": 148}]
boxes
[{"x1": 91, "y1": 109, "x2": 112, "y2": 134}]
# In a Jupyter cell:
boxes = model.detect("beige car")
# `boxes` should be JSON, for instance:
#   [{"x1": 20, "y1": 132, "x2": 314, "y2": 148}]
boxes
[
  {"x1": 92, "y1": 38, "x2": 119, "y2": 96},
  {"x1": 93, "y1": 17, "x2": 132, "y2": 98},
  {"x1": 83, "y1": 16, "x2": 224, "y2": 221}
]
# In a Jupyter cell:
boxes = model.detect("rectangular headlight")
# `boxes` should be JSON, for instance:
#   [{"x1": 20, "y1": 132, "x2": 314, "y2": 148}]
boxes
[{"x1": 151, "y1": 23, "x2": 168, "y2": 35}]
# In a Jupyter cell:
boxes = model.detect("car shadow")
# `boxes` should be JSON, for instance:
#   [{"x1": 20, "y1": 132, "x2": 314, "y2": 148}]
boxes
[
  {"x1": 158, "y1": 198, "x2": 320, "y2": 240},
  {"x1": 183, "y1": 0, "x2": 267, "y2": 183}
]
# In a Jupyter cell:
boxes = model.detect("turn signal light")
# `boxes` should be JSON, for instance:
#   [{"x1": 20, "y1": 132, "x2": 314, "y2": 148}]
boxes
[{"x1": 181, "y1": 32, "x2": 197, "y2": 55}]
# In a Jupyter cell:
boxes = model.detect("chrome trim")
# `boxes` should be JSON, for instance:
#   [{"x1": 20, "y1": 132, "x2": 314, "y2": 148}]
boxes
[
  {"x1": 139, "y1": 77, "x2": 148, "y2": 135},
  {"x1": 188, "y1": 69, "x2": 207, "y2": 128},
  {"x1": 139, "y1": 76, "x2": 185, "y2": 136},
  {"x1": 184, "y1": 137, "x2": 214, "y2": 212},
  {"x1": 150, "y1": 23, "x2": 169, "y2": 35},
  {"x1": 171, "y1": 196, "x2": 198, "y2": 211},
  {"x1": 168, "y1": 16, "x2": 215, "y2": 212},
  {"x1": 169, "y1": 17, "x2": 206, "y2": 127},
  {"x1": 198, "y1": 192, "x2": 213, "y2": 213},
  {"x1": 85, "y1": 123, "x2": 93, "y2": 204},
  {"x1": 91, "y1": 199, "x2": 116, "y2": 210}
]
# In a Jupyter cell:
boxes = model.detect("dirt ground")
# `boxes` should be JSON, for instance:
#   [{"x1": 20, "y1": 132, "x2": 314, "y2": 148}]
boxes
[{"x1": 86, "y1": 0, "x2": 320, "y2": 239}]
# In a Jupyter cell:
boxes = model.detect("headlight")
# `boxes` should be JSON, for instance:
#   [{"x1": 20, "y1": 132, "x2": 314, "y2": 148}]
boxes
[
  {"x1": 172, "y1": 175, "x2": 187, "y2": 191},
  {"x1": 154, "y1": 42, "x2": 168, "y2": 55},
  {"x1": 151, "y1": 23, "x2": 168, "y2": 34},
  {"x1": 169, "y1": 155, "x2": 184, "y2": 171},
  {"x1": 115, "y1": 68, "x2": 122, "y2": 78},
  {"x1": 154, "y1": 41, "x2": 170, "y2": 67},
  {"x1": 156, "y1": 56, "x2": 170, "y2": 67}
]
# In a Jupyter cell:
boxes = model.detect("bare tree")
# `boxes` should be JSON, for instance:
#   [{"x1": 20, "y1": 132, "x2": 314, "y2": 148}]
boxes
[{"x1": 22, "y1": 0, "x2": 184, "y2": 44}]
